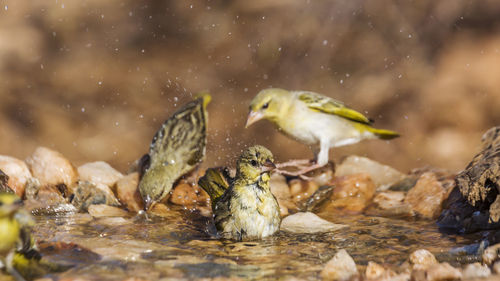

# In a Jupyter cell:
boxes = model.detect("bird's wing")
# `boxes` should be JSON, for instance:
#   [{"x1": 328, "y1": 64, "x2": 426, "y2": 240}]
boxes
[
  {"x1": 198, "y1": 167, "x2": 232, "y2": 207},
  {"x1": 297, "y1": 91, "x2": 372, "y2": 124},
  {"x1": 149, "y1": 95, "x2": 209, "y2": 168}
]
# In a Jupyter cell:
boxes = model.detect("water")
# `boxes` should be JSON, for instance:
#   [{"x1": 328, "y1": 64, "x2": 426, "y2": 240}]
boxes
[{"x1": 31, "y1": 207, "x2": 478, "y2": 280}]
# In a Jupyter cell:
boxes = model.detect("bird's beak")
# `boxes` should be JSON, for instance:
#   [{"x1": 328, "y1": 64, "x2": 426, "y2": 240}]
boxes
[
  {"x1": 261, "y1": 159, "x2": 276, "y2": 172},
  {"x1": 245, "y1": 110, "x2": 264, "y2": 128}
]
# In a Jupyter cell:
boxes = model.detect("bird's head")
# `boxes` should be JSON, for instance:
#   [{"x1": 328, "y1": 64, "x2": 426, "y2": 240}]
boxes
[
  {"x1": 0, "y1": 192, "x2": 23, "y2": 217},
  {"x1": 236, "y1": 145, "x2": 275, "y2": 182},
  {"x1": 246, "y1": 88, "x2": 291, "y2": 127}
]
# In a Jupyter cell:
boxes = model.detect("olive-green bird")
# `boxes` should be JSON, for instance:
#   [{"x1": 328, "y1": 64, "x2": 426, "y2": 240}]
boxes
[
  {"x1": 246, "y1": 88, "x2": 399, "y2": 175},
  {"x1": 198, "y1": 145, "x2": 280, "y2": 240},
  {"x1": 139, "y1": 93, "x2": 211, "y2": 210}
]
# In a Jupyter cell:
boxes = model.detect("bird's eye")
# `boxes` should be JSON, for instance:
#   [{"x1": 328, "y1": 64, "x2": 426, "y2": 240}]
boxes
[
  {"x1": 251, "y1": 160, "x2": 257, "y2": 167},
  {"x1": 262, "y1": 102, "x2": 269, "y2": 109}
]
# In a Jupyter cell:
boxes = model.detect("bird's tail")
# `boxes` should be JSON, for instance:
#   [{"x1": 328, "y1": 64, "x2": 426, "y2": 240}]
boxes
[
  {"x1": 368, "y1": 127, "x2": 400, "y2": 140},
  {"x1": 198, "y1": 167, "x2": 231, "y2": 208}
]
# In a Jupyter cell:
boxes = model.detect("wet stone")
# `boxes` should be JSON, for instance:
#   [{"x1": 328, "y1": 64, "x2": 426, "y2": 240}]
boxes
[
  {"x1": 116, "y1": 172, "x2": 143, "y2": 212},
  {"x1": 0, "y1": 155, "x2": 32, "y2": 197},
  {"x1": 321, "y1": 173, "x2": 376, "y2": 213},
  {"x1": 412, "y1": 263, "x2": 462, "y2": 281},
  {"x1": 405, "y1": 172, "x2": 447, "y2": 219},
  {"x1": 0, "y1": 168, "x2": 13, "y2": 193},
  {"x1": 280, "y1": 212, "x2": 347, "y2": 234},
  {"x1": 88, "y1": 204, "x2": 128, "y2": 218},
  {"x1": 169, "y1": 181, "x2": 209, "y2": 208},
  {"x1": 335, "y1": 155, "x2": 406, "y2": 191},
  {"x1": 409, "y1": 249, "x2": 438, "y2": 270},
  {"x1": 366, "y1": 191, "x2": 413, "y2": 217},
  {"x1": 289, "y1": 178, "x2": 319, "y2": 205},
  {"x1": 71, "y1": 181, "x2": 120, "y2": 212},
  {"x1": 482, "y1": 243, "x2": 500, "y2": 265},
  {"x1": 462, "y1": 262, "x2": 491, "y2": 279},
  {"x1": 270, "y1": 174, "x2": 296, "y2": 216},
  {"x1": 26, "y1": 146, "x2": 78, "y2": 188},
  {"x1": 320, "y1": 249, "x2": 358, "y2": 281},
  {"x1": 78, "y1": 161, "x2": 124, "y2": 190}
]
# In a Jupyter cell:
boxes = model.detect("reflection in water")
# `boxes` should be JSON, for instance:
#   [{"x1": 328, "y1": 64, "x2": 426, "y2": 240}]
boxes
[{"x1": 32, "y1": 207, "x2": 477, "y2": 280}]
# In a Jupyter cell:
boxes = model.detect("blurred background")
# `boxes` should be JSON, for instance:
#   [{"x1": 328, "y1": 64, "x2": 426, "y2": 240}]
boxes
[{"x1": 0, "y1": 0, "x2": 499, "y2": 173}]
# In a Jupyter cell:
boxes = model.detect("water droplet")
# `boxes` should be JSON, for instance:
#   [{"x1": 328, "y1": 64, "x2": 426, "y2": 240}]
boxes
[
  {"x1": 398, "y1": 74, "x2": 402, "y2": 79},
  {"x1": 81, "y1": 107, "x2": 85, "y2": 112},
  {"x1": 4, "y1": 5, "x2": 7, "y2": 10},
  {"x1": 115, "y1": 121, "x2": 119, "y2": 126},
  {"x1": 189, "y1": 4, "x2": 193, "y2": 8},
  {"x1": 98, "y1": 81, "x2": 102, "y2": 85},
  {"x1": 322, "y1": 40, "x2": 328, "y2": 46},
  {"x1": 340, "y1": 79, "x2": 344, "y2": 84},
  {"x1": 61, "y1": 3, "x2": 64, "y2": 8}
]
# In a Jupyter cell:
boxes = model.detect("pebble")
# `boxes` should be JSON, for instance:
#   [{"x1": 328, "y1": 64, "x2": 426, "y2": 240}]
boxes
[
  {"x1": 26, "y1": 146, "x2": 77, "y2": 188},
  {"x1": 404, "y1": 172, "x2": 446, "y2": 219},
  {"x1": 409, "y1": 249, "x2": 438, "y2": 270},
  {"x1": 169, "y1": 181, "x2": 209, "y2": 207},
  {"x1": 270, "y1": 174, "x2": 296, "y2": 216},
  {"x1": 0, "y1": 155, "x2": 32, "y2": 196},
  {"x1": 78, "y1": 161, "x2": 124, "y2": 189},
  {"x1": 323, "y1": 173, "x2": 375, "y2": 213},
  {"x1": 320, "y1": 249, "x2": 358, "y2": 281},
  {"x1": 335, "y1": 155, "x2": 406, "y2": 191},
  {"x1": 116, "y1": 172, "x2": 143, "y2": 212},
  {"x1": 365, "y1": 261, "x2": 387, "y2": 279},
  {"x1": 482, "y1": 243, "x2": 500, "y2": 265},
  {"x1": 88, "y1": 204, "x2": 128, "y2": 217},
  {"x1": 367, "y1": 191, "x2": 413, "y2": 217},
  {"x1": 415, "y1": 262, "x2": 462, "y2": 281},
  {"x1": 493, "y1": 261, "x2": 500, "y2": 274},
  {"x1": 289, "y1": 179, "x2": 319, "y2": 204},
  {"x1": 280, "y1": 212, "x2": 347, "y2": 234},
  {"x1": 71, "y1": 181, "x2": 120, "y2": 212},
  {"x1": 462, "y1": 262, "x2": 491, "y2": 279}
]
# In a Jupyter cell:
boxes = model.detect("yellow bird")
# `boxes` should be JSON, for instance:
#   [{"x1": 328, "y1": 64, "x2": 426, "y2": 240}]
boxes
[
  {"x1": 246, "y1": 88, "x2": 399, "y2": 175},
  {"x1": 198, "y1": 145, "x2": 280, "y2": 240}
]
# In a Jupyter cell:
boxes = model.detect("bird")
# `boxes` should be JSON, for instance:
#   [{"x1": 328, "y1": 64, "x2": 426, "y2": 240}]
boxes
[
  {"x1": 198, "y1": 145, "x2": 280, "y2": 240},
  {"x1": 139, "y1": 93, "x2": 211, "y2": 210},
  {"x1": 0, "y1": 192, "x2": 40, "y2": 281},
  {"x1": 246, "y1": 88, "x2": 399, "y2": 176}
]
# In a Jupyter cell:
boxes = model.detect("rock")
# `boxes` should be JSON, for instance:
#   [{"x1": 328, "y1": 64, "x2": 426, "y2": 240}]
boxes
[
  {"x1": 493, "y1": 261, "x2": 500, "y2": 274},
  {"x1": 365, "y1": 261, "x2": 386, "y2": 279},
  {"x1": 289, "y1": 179, "x2": 319, "y2": 205},
  {"x1": 335, "y1": 155, "x2": 406, "y2": 191},
  {"x1": 482, "y1": 243, "x2": 500, "y2": 265},
  {"x1": 320, "y1": 249, "x2": 358, "y2": 281},
  {"x1": 462, "y1": 262, "x2": 491, "y2": 279},
  {"x1": 78, "y1": 161, "x2": 124, "y2": 190},
  {"x1": 322, "y1": 173, "x2": 376, "y2": 213},
  {"x1": 404, "y1": 172, "x2": 446, "y2": 219},
  {"x1": 306, "y1": 161, "x2": 335, "y2": 186},
  {"x1": 300, "y1": 185, "x2": 335, "y2": 212},
  {"x1": 280, "y1": 212, "x2": 347, "y2": 234},
  {"x1": 169, "y1": 181, "x2": 209, "y2": 207},
  {"x1": 438, "y1": 127, "x2": 500, "y2": 233},
  {"x1": 409, "y1": 249, "x2": 438, "y2": 270},
  {"x1": 270, "y1": 174, "x2": 297, "y2": 216},
  {"x1": 116, "y1": 172, "x2": 143, "y2": 212},
  {"x1": 0, "y1": 155, "x2": 32, "y2": 197},
  {"x1": 26, "y1": 147, "x2": 77, "y2": 189},
  {"x1": 71, "y1": 181, "x2": 120, "y2": 212},
  {"x1": 88, "y1": 204, "x2": 128, "y2": 217},
  {"x1": 0, "y1": 169, "x2": 13, "y2": 193},
  {"x1": 23, "y1": 182, "x2": 67, "y2": 212},
  {"x1": 414, "y1": 263, "x2": 462, "y2": 281},
  {"x1": 366, "y1": 191, "x2": 413, "y2": 217}
]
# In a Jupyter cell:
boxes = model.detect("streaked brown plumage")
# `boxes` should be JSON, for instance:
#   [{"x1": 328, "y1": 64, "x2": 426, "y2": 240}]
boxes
[{"x1": 139, "y1": 93, "x2": 211, "y2": 210}]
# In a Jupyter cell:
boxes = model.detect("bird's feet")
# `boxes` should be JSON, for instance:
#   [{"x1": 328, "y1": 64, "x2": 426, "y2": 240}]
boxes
[{"x1": 274, "y1": 160, "x2": 325, "y2": 181}]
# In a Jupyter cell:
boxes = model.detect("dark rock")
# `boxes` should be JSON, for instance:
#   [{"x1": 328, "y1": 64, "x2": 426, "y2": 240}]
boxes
[
  {"x1": 438, "y1": 126, "x2": 500, "y2": 233},
  {"x1": 0, "y1": 169, "x2": 14, "y2": 193},
  {"x1": 71, "y1": 181, "x2": 121, "y2": 212}
]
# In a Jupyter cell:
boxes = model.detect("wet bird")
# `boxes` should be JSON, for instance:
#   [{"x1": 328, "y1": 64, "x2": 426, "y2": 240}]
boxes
[
  {"x1": 246, "y1": 88, "x2": 399, "y2": 176},
  {"x1": 0, "y1": 193, "x2": 42, "y2": 281},
  {"x1": 139, "y1": 93, "x2": 211, "y2": 210},
  {"x1": 198, "y1": 145, "x2": 280, "y2": 240}
]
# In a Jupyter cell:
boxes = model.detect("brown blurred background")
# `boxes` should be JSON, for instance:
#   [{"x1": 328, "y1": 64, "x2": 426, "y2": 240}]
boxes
[{"x1": 0, "y1": 0, "x2": 499, "y2": 173}]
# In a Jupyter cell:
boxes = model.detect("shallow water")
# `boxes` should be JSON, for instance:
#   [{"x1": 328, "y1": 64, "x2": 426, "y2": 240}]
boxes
[{"x1": 31, "y1": 207, "x2": 480, "y2": 281}]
